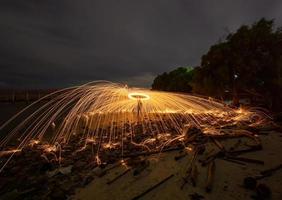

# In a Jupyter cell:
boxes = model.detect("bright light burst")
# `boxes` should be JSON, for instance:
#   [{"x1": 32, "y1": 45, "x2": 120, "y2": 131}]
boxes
[
  {"x1": 0, "y1": 81, "x2": 269, "y2": 172},
  {"x1": 128, "y1": 92, "x2": 150, "y2": 101}
]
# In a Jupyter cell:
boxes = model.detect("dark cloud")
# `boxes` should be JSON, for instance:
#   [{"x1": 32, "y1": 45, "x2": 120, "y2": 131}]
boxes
[{"x1": 0, "y1": 0, "x2": 282, "y2": 88}]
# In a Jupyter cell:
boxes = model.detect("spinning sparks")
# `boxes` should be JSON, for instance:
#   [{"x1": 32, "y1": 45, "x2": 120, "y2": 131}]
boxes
[
  {"x1": 0, "y1": 81, "x2": 269, "y2": 172},
  {"x1": 128, "y1": 92, "x2": 150, "y2": 101}
]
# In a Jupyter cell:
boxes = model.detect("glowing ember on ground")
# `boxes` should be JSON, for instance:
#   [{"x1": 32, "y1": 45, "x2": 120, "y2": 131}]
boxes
[{"x1": 0, "y1": 81, "x2": 271, "y2": 172}]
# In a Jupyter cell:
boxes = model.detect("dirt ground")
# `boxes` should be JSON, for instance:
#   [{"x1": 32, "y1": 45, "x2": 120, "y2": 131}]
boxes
[
  {"x1": 74, "y1": 131, "x2": 282, "y2": 200},
  {"x1": 1, "y1": 103, "x2": 282, "y2": 200}
]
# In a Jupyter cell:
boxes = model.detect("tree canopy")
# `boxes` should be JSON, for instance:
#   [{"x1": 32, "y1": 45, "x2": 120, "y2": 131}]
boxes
[
  {"x1": 152, "y1": 18, "x2": 282, "y2": 109},
  {"x1": 152, "y1": 67, "x2": 194, "y2": 93},
  {"x1": 194, "y1": 18, "x2": 282, "y2": 106}
]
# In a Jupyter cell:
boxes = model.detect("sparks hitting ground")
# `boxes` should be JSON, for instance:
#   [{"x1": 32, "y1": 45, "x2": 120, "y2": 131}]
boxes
[{"x1": 0, "y1": 81, "x2": 270, "y2": 172}]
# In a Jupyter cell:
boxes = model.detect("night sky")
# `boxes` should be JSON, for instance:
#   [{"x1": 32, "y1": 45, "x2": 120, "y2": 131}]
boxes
[{"x1": 1, "y1": 0, "x2": 282, "y2": 89}]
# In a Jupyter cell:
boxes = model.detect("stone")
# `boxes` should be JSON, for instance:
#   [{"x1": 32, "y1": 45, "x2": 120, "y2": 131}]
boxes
[
  {"x1": 256, "y1": 184, "x2": 271, "y2": 199},
  {"x1": 189, "y1": 192, "x2": 205, "y2": 200},
  {"x1": 40, "y1": 162, "x2": 53, "y2": 172},
  {"x1": 133, "y1": 160, "x2": 150, "y2": 176},
  {"x1": 73, "y1": 160, "x2": 87, "y2": 169},
  {"x1": 82, "y1": 175, "x2": 94, "y2": 186},
  {"x1": 243, "y1": 177, "x2": 257, "y2": 190},
  {"x1": 59, "y1": 165, "x2": 73, "y2": 174},
  {"x1": 49, "y1": 187, "x2": 67, "y2": 200},
  {"x1": 0, "y1": 189, "x2": 20, "y2": 200},
  {"x1": 47, "y1": 165, "x2": 72, "y2": 177},
  {"x1": 93, "y1": 167, "x2": 106, "y2": 177}
]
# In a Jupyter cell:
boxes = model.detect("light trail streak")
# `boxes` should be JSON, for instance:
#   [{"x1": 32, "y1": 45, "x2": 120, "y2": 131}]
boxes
[{"x1": 0, "y1": 81, "x2": 269, "y2": 172}]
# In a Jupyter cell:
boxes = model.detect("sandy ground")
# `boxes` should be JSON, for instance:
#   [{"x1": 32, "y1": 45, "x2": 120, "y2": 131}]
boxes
[
  {"x1": 1, "y1": 102, "x2": 282, "y2": 200},
  {"x1": 74, "y1": 131, "x2": 282, "y2": 200}
]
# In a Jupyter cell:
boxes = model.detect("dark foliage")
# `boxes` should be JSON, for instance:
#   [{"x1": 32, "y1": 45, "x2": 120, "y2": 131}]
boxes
[
  {"x1": 152, "y1": 67, "x2": 194, "y2": 93},
  {"x1": 152, "y1": 18, "x2": 282, "y2": 110}
]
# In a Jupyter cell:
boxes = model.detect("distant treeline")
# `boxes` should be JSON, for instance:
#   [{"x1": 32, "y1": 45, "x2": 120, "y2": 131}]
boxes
[{"x1": 152, "y1": 18, "x2": 282, "y2": 110}]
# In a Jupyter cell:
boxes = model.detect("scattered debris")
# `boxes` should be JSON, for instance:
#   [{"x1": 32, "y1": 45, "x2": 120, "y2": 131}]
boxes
[
  {"x1": 124, "y1": 146, "x2": 185, "y2": 158},
  {"x1": 106, "y1": 168, "x2": 131, "y2": 185},
  {"x1": 93, "y1": 166, "x2": 107, "y2": 177},
  {"x1": 225, "y1": 156, "x2": 264, "y2": 165},
  {"x1": 243, "y1": 163, "x2": 282, "y2": 188},
  {"x1": 200, "y1": 150, "x2": 223, "y2": 166},
  {"x1": 255, "y1": 183, "x2": 271, "y2": 199},
  {"x1": 181, "y1": 148, "x2": 199, "y2": 189},
  {"x1": 82, "y1": 175, "x2": 94, "y2": 186},
  {"x1": 210, "y1": 138, "x2": 225, "y2": 151},
  {"x1": 189, "y1": 192, "x2": 205, "y2": 200},
  {"x1": 133, "y1": 159, "x2": 150, "y2": 176},
  {"x1": 244, "y1": 177, "x2": 257, "y2": 189},
  {"x1": 229, "y1": 139, "x2": 242, "y2": 151},
  {"x1": 229, "y1": 144, "x2": 263, "y2": 156},
  {"x1": 205, "y1": 160, "x2": 215, "y2": 193},
  {"x1": 131, "y1": 174, "x2": 174, "y2": 200},
  {"x1": 190, "y1": 163, "x2": 199, "y2": 187},
  {"x1": 222, "y1": 157, "x2": 246, "y2": 166},
  {"x1": 244, "y1": 173, "x2": 272, "y2": 199},
  {"x1": 260, "y1": 163, "x2": 282, "y2": 177},
  {"x1": 0, "y1": 111, "x2": 279, "y2": 199},
  {"x1": 174, "y1": 151, "x2": 187, "y2": 161},
  {"x1": 47, "y1": 165, "x2": 73, "y2": 177}
]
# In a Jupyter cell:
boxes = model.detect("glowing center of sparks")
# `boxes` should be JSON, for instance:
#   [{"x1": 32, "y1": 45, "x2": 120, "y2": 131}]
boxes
[{"x1": 128, "y1": 92, "x2": 150, "y2": 100}]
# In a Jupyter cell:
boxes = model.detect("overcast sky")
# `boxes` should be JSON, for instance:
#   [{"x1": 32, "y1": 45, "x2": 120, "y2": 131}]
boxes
[{"x1": 0, "y1": 0, "x2": 282, "y2": 88}]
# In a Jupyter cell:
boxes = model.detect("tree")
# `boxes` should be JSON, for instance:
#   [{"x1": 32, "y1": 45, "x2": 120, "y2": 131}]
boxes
[
  {"x1": 152, "y1": 18, "x2": 282, "y2": 110},
  {"x1": 193, "y1": 18, "x2": 282, "y2": 108},
  {"x1": 152, "y1": 67, "x2": 194, "y2": 93}
]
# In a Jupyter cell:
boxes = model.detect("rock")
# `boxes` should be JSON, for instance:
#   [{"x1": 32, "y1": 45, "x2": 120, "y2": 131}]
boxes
[
  {"x1": 133, "y1": 160, "x2": 150, "y2": 176},
  {"x1": 0, "y1": 189, "x2": 21, "y2": 200},
  {"x1": 19, "y1": 187, "x2": 37, "y2": 197},
  {"x1": 47, "y1": 169, "x2": 60, "y2": 177},
  {"x1": 244, "y1": 177, "x2": 257, "y2": 190},
  {"x1": 186, "y1": 126, "x2": 202, "y2": 137},
  {"x1": 197, "y1": 144, "x2": 206, "y2": 155},
  {"x1": 82, "y1": 175, "x2": 94, "y2": 186},
  {"x1": 10, "y1": 166, "x2": 21, "y2": 174},
  {"x1": 59, "y1": 165, "x2": 73, "y2": 174},
  {"x1": 61, "y1": 158, "x2": 74, "y2": 166},
  {"x1": 99, "y1": 163, "x2": 107, "y2": 169},
  {"x1": 174, "y1": 152, "x2": 186, "y2": 161},
  {"x1": 73, "y1": 160, "x2": 87, "y2": 169},
  {"x1": 0, "y1": 177, "x2": 10, "y2": 192},
  {"x1": 60, "y1": 181, "x2": 77, "y2": 195},
  {"x1": 256, "y1": 184, "x2": 271, "y2": 199},
  {"x1": 71, "y1": 174, "x2": 83, "y2": 183},
  {"x1": 34, "y1": 175, "x2": 48, "y2": 187},
  {"x1": 40, "y1": 162, "x2": 53, "y2": 172},
  {"x1": 47, "y1": 165, "x2": 73, "y2": 177},
  {"x1": 93, "y1": 167, "x2": 106, "y2": 177},
  {"x1": 189, "y1": 192, "x2": 205, "y2": 200},
  {"x1": 49, "y1": 187, "x2": 67, "y2": 200}
]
